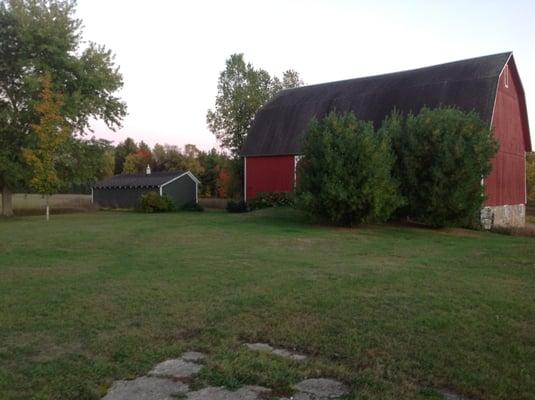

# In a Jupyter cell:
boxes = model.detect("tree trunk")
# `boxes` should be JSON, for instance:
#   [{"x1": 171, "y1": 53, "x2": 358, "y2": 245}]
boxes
[
  {"x1": 1, "y1": 186, "x2": 14, "y2": 217},
  {"x1": 45, "y1": 195, "x2": 50, "y2": 221}
]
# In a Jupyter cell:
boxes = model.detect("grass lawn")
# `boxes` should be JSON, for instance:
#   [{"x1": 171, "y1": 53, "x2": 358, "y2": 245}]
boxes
[{"x1": 0, "y1": 209, "x2": 534, "y2": 399}]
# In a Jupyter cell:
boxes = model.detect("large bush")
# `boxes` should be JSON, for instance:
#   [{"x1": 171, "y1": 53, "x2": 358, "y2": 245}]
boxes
[
  {"x1": 138, "y1": 192, "x2": 175, "y2": 213},
  {"x1": 296, "y1": 111, "x2": 403, "y2": 226},
  {"x1": 381, "y1": 107, "x2": 498, "y2": 227},
  {"x1": 248, "y1": 192, "x2": 294, "y2": 210}
]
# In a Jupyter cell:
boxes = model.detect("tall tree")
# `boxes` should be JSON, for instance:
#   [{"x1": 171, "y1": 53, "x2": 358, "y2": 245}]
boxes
[
  {"x1": 123, "y1": 149, "x2": 152, "y2": 174},
  {"x1": 22, "y1": 75, "x2": 70, "y2": 220},
  {"x1": 58, "y1": 136, "x2": 114, "y2": 192},
  {"x1": 114, "y1": 137, "x2": 138, "y2": 174},
  {"x1": 0, "y1": 0, "x2": 126, "y2": 216},
  {"x1": 207, "y1": 53, "x2": 303, "y2": 157}
]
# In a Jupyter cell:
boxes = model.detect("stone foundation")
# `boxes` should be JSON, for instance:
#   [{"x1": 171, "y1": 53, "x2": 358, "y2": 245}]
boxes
[{"x1": 480, "y1": 204, "x2": 525, "y2": 229}]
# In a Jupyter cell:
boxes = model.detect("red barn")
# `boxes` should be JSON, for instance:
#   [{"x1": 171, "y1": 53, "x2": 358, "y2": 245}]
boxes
[{"x1": 242, "y1": 52, "x2": 531, "y2": 228}]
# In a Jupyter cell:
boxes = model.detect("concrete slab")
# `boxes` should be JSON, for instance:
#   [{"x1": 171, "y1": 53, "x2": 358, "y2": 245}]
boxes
[
  {"x1": 244, "y1": 342, "x2": 307, "y2": 361},
  {"x1": 148, "y1": 358, "x2": 202, "y2": 379},
  {"x1": 102, "y1": 376, "x2": 188, "y2": 400},
  {"x1": 181, "y1": 351, "x2": 207, "y2": 362},
  {"x1": 186, "y1": 385, "x2": 271, "y2": 400},
  {"x1": 294, "y1": 378, "x2": 349, "y2": 399}
]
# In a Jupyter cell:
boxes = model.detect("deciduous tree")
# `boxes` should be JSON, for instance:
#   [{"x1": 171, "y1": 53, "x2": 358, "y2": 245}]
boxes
[
  {"x1": 0, "y1": 0, "x2": 126, "y2": 216},
  {"x1": 207, "y1": 53, "x2": 303, "y2": 157},
  {"x1": 22, "y1": 76, "x2": 70, "y2": 220}
]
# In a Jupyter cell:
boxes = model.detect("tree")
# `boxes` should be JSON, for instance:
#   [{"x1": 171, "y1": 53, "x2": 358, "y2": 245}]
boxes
[
  {"x1": 382, "y1": 107, "x2": 498, "y2": 227},
  {"x1": 22, "y1": 76, "x2": 70, "y2": 220},
  {"x1": 198, "y1": 148, "x2": 229, "y2": 197},
  {"x1": 207, "y1": 53, "x2": 303, "y2": 157},
  {"x1": 297, "y1": 112, "x2": 403, "y2": 226},
  {"x1": 152, "y1": 144, "x2": 183, "y2": 172},
  {"x1": 527, "y1": 152, "x2": 535, "y2": 206},
  {"x1": 58, "y1": 136, "x2": 114, "y2": 192},
  {"x1": 123, "y1": 149, "x2": 152, "y2": 174},
  {"x1": 114, "y1": 137, "x2": 138, "y2": 174},
  {"x1": 0, "y1": 0, "x2": 126, "y2": 216},
  {"x1": 181, "y1": 144, "x2": 204, "y2": 177}
]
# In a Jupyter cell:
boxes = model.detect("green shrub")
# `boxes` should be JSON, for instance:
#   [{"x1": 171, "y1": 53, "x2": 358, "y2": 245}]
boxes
[
  {"x1": 248, "y1": 192, "x2": 294, "y2": 210},
  {"x1": 381, "y1": 107, "x2": 498, "y2": 227},
  {"x1": 226, "y1": 199, "x2": 248, "y2": 213},
  {"x1": 138, "y1": 192, "x2": 175, "y2": 213},
  {"x1": 297, "y1": 111, "x2": 403, "y2": 226},
  {"x1": 181, "y1": 201, "x2": 204, "y2": 212}
]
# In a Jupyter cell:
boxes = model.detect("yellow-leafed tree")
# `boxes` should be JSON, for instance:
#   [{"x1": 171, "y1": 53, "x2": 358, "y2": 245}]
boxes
[
  {"x1": 22, "y1": 76, "x2": 71, "y2": 221},
  {"x1": 527, "y1": 152, "x2": 535, "y2": 206}
]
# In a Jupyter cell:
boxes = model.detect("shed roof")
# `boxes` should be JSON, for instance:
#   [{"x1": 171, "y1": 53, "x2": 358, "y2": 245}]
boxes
[
  {"x1": 242, "y1": 52, "x2": 513, "y2": 156},
  {"x1": 93, "y1": 171, "x2": 187, "y2": 189}
]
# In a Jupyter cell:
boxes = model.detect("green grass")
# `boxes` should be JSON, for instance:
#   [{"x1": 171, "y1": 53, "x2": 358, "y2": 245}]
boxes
[{"x1": 0, "y1": 209, "x2": 534, "y2": 399}]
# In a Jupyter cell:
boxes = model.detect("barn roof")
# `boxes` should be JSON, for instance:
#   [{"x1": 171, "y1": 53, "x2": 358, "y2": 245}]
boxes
[
  {"x1": 242, "y1": 52, "x2": 513, "y2": 156},
  {"x1": 93, "y1": 171, "x2": 193, "y2": 189}
]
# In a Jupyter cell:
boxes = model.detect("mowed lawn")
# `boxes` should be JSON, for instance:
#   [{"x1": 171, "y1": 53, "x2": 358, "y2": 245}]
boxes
[{"x1": 0, "y1": 210, "x2": 534, "y2": 400}]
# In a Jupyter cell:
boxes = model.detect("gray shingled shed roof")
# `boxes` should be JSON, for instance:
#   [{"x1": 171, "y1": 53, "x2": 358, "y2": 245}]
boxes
[
  {"x1": 93, "y1": 171, "x2": 190, "y2": 189},
  {"x1": 242, "y1": 52, "x2": 513, "y2": 156}
]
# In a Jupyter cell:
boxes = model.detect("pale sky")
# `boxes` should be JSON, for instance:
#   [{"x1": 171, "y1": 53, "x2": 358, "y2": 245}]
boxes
[{"x1": 77, "y1": 0, "x2": 535, "y2": 151}]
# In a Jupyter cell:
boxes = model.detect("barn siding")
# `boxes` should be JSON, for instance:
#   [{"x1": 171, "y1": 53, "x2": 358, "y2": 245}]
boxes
[
  {"x1": 245, "y1": 155, "x2": 295, "y2": 200},
  {"x1": 485, "y1": 60, "x2": 528, "y2": 206}
]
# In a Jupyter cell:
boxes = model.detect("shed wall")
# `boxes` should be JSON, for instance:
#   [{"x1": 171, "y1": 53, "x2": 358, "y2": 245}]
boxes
[
  {"x1": 485, "y1": 61, "x2": 528, "y2": 206},
  {"x1": 245, "y1": 155, "x2": 295, "y2": 200},
  {"x1": 161, "y1": 175, "x2": 197, "y2": 206},
  {"x1": 93, "y1": 187, "x2": 157, "y2": 209}
]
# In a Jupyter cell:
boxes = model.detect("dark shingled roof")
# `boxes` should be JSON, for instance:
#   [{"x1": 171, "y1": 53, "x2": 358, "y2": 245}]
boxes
[
  {"x1": 93, "y1": 171, "x2": 185, "y2": 189},
  {"x1": 242, "y1": 52, "x2": 512, "y2": 156}
]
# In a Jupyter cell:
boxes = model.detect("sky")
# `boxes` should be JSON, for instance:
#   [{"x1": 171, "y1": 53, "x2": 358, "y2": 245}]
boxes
[{"x1": 76, "y1": 0, "x2": 535, "y2": 151}]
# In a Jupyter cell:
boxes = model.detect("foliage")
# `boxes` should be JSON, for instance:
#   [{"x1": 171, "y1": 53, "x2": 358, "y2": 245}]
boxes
[
  {"x1": 0, "y1": 0, "x2": 126, "y2": 201},
  {"x1": 382, "y1": 107, "x2": 498, "y2": 227},
  {"x1": 152, "y1": 143, "x2": 182, "y2": 172},
  {"x1": 22, "y1": 76, "x2": 70, "y2": 196},
  {"x1": 138, "y1": 192, "x2": 175, "y2": 213},
  {"x1": 58, "y1": 136, "x2": 114, "y2": 193},
  {"x1": 226, "y1": 199, "x2": 248, "y2": 213},
  {"x1": 527, "y1": 152, "x2": 535, "y2": 206},
  {"x1": 123, "y1": 149, "x2": 152, "y2": 174},
  {"x1": 198, "y1": 148, "x2": 229, "y2": 197},
  {"x1": 151, "y1": 143, "x2": 204, "y2": 177},
  {"x1": 181, "y1": 201, "x2": 204, "y2": 212},
  {"x1": 248, "y1": 192, "x2": 294, "y2": 210},
  {"x1": 206, "y1": 53, "x2": 303, "y2": 156},
  {"x1": 297, "y1": 111, "x2": 403, "y2": 226},
  {"x1": 114, "y1": 138, "x2": 138, "y2": 174}
]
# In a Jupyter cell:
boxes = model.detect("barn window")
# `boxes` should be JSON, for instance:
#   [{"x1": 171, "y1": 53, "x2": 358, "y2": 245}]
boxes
[{"x1": 504, "y1": 65, "x2": 509, "y2": 88}]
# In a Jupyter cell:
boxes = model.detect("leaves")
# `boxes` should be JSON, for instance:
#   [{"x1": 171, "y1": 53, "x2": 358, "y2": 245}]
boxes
[
  {"x1": 382, "y1": 106, "x2": 498, "y2": 227},
  {"x1": 0, "y1": 0, "x2": 126, "y2": 191},
  {"x1": 297, "y1": 111, "x2": 403, "y2": 226},
  {"x1": 22, "y1": 75, "x2": 70, "y2": 195},
  {"x1": 207, "y1": 53, "x2": 303, "y2": 157}
]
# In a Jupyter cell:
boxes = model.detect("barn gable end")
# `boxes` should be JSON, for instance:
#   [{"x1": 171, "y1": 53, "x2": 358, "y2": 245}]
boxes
[{"x1": 482, "y1": 56, "x2": 531, "y2": 227}]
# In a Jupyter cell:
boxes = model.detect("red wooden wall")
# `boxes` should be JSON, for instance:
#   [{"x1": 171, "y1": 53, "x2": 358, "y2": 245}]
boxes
[
  {"x1": 485, "y1": 60, "x2": 531, "y2": 206},
  {"x1": 245, "y1": 155, "x2": 295, "y2": 200}
]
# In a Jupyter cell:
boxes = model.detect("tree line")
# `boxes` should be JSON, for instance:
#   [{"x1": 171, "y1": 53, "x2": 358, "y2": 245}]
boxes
[{"x1": 0, "y1": 0, "x2": 303, "y2": 218}]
